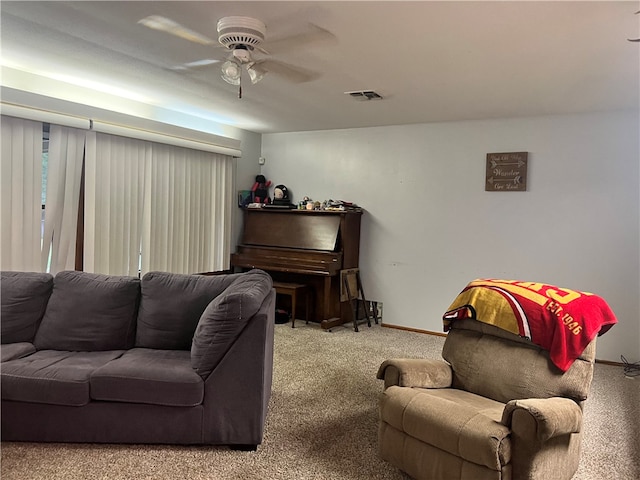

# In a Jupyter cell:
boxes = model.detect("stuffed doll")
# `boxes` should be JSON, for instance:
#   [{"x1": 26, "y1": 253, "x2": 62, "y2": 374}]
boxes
[{"x1": 252, "y1": 175, "x2": 272, "y2": 204}]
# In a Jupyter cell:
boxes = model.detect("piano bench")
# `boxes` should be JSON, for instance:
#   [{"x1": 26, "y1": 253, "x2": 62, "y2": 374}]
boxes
[{"x1": 272, "y1": 282, "x2": 310, "y2": 328}]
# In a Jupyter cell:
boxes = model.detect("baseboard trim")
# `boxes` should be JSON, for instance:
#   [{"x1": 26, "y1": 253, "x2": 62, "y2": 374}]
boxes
[
  {"x1": 380, "y1": 323, "x2": 624, "y2": 367},
  {"x1": 594, "y1": 359, "x2": 625, "y2": 367},
  {"x1": 381, "y1": 323, "x2": 446, "y2": 337}
]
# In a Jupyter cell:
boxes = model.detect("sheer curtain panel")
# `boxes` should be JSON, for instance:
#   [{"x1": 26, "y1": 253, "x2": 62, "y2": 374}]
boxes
[
  {"x1": 41, "y1": 125, "x2": 86, "y2": 274},
  {"x1": 1, "y1": 116, "x2": 43, "y2": 271}
]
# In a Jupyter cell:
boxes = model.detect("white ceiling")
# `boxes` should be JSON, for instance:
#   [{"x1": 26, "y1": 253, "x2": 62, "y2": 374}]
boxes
[{"x1": 1, "y1": 1, "x2": 639, "y2": 134}]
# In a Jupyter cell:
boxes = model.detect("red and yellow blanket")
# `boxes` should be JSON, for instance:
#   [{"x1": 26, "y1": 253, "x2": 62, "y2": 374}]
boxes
[{"x1": 443, "y1": 279, "x2": 617, "y2": 371}]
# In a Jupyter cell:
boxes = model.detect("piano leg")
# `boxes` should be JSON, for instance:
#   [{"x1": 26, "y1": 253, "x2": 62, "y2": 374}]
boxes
[
  {"x1": 321, "y1": 317, "x2": 346, "y2": 330},
  {"x1": 320, "y1": 277, "x2": 344, "y2": 330}
]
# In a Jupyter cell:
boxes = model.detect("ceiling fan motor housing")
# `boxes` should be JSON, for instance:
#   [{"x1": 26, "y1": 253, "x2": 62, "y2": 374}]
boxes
[{"x1": 217, "y1": 16, "x2": 266, "y2": 50}]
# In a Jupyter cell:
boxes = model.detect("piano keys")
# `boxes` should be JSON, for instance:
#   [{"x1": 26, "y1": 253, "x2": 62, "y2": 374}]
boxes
[{"x1": 230, "y1": 208, "x2": 362, "y2": 330}]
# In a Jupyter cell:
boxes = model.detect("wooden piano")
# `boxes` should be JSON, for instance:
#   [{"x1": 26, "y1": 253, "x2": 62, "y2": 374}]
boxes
[{"x1": 230, "y1": 208, "x2": 362, "y2": 330}]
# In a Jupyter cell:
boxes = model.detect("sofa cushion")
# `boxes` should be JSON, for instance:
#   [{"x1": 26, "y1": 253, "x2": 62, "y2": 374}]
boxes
[
  {"x1": 34, "y1": 271, "x2": 141, "y2": 351},
  {"x1": 1, "y1": 271, "x2": 53, "y2": 343},
  {"x1": 1, "y1": 350, "x2": 125, "y2": 406},
  {"x1": 90, "y1": 348, "x2": 204, "y2": 407},
  {"x1": 135, "y1": 271, "x2": 246, "y2": 350},
  {"x1": 191, "y1": 270, "x2": 273, "y2": 378},
  {"x1": 380, "y1": 386, "x2": 511, "y2": 470},
  {"x1": 1, "y1": 342, "x2": 36, "y2": 362}
]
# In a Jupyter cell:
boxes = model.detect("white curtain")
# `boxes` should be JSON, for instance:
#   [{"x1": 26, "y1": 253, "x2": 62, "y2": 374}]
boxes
[
  {"x1": 41, "y1": 125, "x2": 86, "y2": 274},
  {"x1": 84, "y1": 132, "x2": 150, "y2": 276},
  {"x1": 143, "y1": 144, "x2": 233, "y2": 274},
  {"x1": 85, "y1": 132, "x2": 232, "y2": 276},
  {"x1": 0, "y1": 116, "x2": 43, "y2": 271}
]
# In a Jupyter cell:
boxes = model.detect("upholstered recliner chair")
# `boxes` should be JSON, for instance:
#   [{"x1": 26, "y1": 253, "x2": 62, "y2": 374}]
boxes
[{"x1": 377, "y1": 317, "x2": 598, "y2": 480}]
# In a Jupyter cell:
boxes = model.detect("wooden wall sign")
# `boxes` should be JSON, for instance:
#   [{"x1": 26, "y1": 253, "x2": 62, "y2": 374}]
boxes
[{"x1": 485, "y1": 152, "x2": 528, "y2": 191}]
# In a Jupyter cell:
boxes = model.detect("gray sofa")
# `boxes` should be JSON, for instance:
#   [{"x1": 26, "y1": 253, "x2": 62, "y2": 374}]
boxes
[{"x1": 1, "y1": 268, "x2": 275, "y2": 450}]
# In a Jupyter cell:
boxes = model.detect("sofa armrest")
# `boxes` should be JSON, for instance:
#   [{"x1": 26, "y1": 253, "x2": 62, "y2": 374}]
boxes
[
  {"x1": 191, "y1": 270, "x2": 273, "y2": 379},
  {"x1": 376, "y1": 358, "x2": 453, "y2": 390},
  {"x1": 501, "y1": 397, "x2": 583, "y2": 442},
  {"x1": 201, "y1": 287, "x2": 276, "y2": 447}
]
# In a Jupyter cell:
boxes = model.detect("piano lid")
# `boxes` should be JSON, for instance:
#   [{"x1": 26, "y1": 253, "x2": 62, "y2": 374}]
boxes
[{"x1": 241, "y1": 210, "x2": 341, "y2": 251}]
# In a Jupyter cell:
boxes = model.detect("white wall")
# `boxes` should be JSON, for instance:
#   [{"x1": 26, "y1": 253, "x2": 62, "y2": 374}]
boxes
[
  {"x1": 232, "y1": 131, "x2": 262, "y2": 248},
  {"x1": 262, "y1": 111, "x2": 640, "y2": 363}
]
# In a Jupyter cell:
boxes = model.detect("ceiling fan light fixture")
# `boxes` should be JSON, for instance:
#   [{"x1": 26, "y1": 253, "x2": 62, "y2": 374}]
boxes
[
  {"x1": 247, "y1": 62, "x2": 267, "y2": 84},
  {"x1": 221, "y1": 60, "x2": 241, "y2": 85},
  {"x1": 232, "y1": 47, "x2": 253, "y2": 64}
]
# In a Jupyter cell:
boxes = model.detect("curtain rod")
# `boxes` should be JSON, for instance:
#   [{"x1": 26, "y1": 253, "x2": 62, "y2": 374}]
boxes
[
  {"x1": 90, "y1": 120, "x2": 241, "y2": 157},
  {"x1": 1, "y1": 102, "x2": 90, "y2": 130},
  {"x1": 1, "y1": 102, "x2": 242, "y2": 157}
]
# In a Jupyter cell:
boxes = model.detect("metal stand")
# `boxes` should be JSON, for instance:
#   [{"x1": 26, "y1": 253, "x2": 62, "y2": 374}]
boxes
[{"x1": 341, "y1": 268, "x2": 374, "y2": 332}]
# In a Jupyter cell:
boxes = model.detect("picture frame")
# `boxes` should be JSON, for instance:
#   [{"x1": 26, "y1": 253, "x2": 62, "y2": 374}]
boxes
[{"x1": 485, "y1": 152, "x2": 528, "y2": 192}]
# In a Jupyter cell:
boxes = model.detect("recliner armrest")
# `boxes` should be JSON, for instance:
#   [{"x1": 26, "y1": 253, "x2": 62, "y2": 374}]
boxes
[
  {"x1": 502, "y1": 397, "x2": 583, "y2": 442},
  {"x1": 376, "y1": 358, "x2": 453, "y2": 390}
]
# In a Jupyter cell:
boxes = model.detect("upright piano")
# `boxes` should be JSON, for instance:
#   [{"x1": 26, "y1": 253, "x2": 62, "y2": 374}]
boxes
[{"x1": 230, "y1": 208, "x2": 362, "y2": 330}]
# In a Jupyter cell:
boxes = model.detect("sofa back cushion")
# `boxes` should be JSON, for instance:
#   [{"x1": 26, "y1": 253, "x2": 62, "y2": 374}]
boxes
[
  {"x1": 135, "y1": 271, "x2": 246, "y2": 350},
  {"x1": 191, "y1": 270, "x2": 273, "y2": 378},
  {"x1": 34, "y1": 271, "x2": 141, "y2": 351},
  {"x1": 442, "y1": 319, "x2": 595, "y2": 404},
  {"x1": 1, "y1": 271, "x2": 53, "y2": 344}
]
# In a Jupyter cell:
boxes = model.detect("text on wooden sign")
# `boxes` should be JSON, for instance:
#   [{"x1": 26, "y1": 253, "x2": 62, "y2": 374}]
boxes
[{"x1": 485, "y1": 152, "x2": 528, "y2": 191}]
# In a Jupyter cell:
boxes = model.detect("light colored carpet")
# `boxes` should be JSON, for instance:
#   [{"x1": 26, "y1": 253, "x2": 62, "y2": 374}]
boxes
[{"x1": 2, "y1": 322, "x2": 639, "y2": 479}]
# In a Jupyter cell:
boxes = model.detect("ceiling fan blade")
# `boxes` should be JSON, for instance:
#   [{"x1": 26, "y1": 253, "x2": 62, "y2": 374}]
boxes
[
  {"x1": 260, "y1": 23, "x2": 336, "y2": 55},
  {"x1": 169, "y1": 58, "x2": 221, "y2": 71},
  {"x1": 259, "y1": 59, "x2": 320, "y2": 83},
  {"x1": 138, "y1": 15, "x2": 215, "y2": 45}
]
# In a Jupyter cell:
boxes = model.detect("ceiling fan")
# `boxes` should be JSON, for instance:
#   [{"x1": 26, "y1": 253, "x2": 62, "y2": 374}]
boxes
[{"x1": 138, "y1": 14, "x2": 334, "y2": 97}]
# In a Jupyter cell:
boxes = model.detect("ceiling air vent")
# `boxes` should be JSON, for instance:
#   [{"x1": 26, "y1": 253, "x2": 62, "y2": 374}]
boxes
[{"x1": 344, "y1": 90, "x2": 383, "y2": 101}]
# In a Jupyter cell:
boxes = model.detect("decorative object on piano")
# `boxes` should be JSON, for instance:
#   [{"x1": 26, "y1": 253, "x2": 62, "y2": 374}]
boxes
[
  {"x1": 298, "y1": 196, "x2": 312, "y2": 210},
  {"x1": 297, "y1": 197, "x2": 360, "y2": 211},
  {"x1": 323, "y1": 199, "x2": 361, "y2": 211},
  {"x1": 252, "y1": 175, "x2": 272, "y2": 204},
  {"x1": 272, "y1": 184, "x2": 293, "y2": 207},
  {"x1": 237, "y1": 189, "x2": 253, "y2": 208}
]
